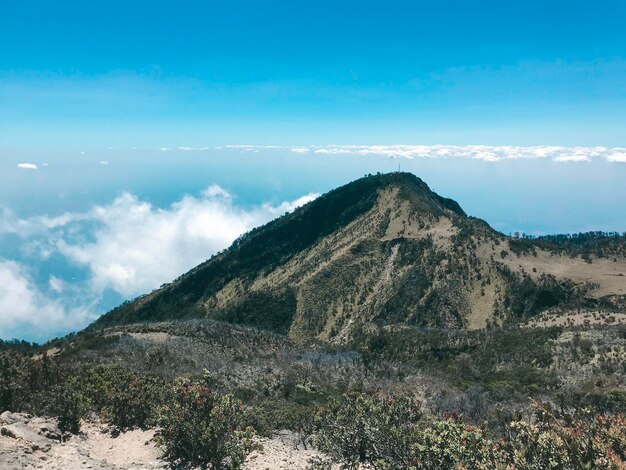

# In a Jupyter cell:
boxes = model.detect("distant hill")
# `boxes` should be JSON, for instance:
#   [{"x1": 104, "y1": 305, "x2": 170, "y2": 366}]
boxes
[{"x1": 92, "y1": 172, "x2": 626, "y2": 344}]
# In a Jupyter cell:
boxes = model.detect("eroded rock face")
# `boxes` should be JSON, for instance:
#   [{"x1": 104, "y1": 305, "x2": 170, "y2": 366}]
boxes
[{"x1": 0, "y1": 411, "x2": 30, "y2": 425}]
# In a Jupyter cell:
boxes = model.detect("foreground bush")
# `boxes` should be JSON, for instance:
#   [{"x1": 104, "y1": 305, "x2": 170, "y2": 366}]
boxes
[
  {"x1": 500, "y1": 401, "x2": 626, "y2": 469},
  {"x1": 47, "y1": 383, "x2": 84, "y2": 435},
  {"x1": 156, "y1": 375, "x2": 257, "y2": 469},
  {"x1": 313, "y1": 392, "x2": 423, "y2": 468},
  {"x1": 74, "y1": 365, "x2": 165, "y2": 430},
  {"x1": 313, "y1": 393, "x2": 626, "y2": 470},
  {"x1": 0, "y1": 350, "x2": 64, "y2": 414}
]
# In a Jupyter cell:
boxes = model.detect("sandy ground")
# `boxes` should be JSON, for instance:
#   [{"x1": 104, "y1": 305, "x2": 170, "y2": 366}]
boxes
[
  {"x1": 246, "y1": 430, "x2": 331, "y2": 470},
  {"x1": 0, "y1": 412, "x2": 327, "y2": 469},
  {"x1": 0, "y1": 412, "x2": 163, "y2": 469}
]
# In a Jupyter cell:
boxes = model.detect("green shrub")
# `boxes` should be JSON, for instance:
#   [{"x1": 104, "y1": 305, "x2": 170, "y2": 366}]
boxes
[
  {"x1": 74, "y1": 365, "x2": 164, "y2": 430},
  {"x1": 156, "y1": 375, "x2": 258, "y2": 469},
  {"x1": 0, "y1": 351, "x2": 34, "y2": 412},
  {"x1": 409, "y1": 417, "x2": 504, "y2": 469},
  {"x1": 0, "y1": 350, "x2": 65, "y2": 415},
  {"x1": 312, "y1": 395, "x2": 626, "y2": 469},
  {"x1": 245, "y1": 398, "x2": 315, "y2": 439},
  {"x1": 48, "y1": 382, "x2": 85, "y2": 435},
  {"x1": 313, "y1": 392, "x2": 422, "y2": 469}
]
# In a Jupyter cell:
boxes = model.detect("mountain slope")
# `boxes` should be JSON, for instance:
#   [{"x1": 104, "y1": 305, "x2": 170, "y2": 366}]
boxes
[{"x1": 93, "y1": 173, "x2": 626, "y2": 344}]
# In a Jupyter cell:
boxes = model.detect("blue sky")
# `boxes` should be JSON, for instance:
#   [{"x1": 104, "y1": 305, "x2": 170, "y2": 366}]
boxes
[
  {"x1": 2, "y1": 0, "x2": 626, "y2": 146},
  {"x1": 1, "y1": 1, "x2": 626, "y2": 341}
]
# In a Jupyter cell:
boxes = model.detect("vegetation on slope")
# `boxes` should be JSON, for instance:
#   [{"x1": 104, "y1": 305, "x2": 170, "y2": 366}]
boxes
[
  {"x1": 2, "y1": 325, "x2": 626, "y2": 468},
  {"x1": 509, "y1": 231, "x2": 626, "y2": 258},
  {"x1": 94, "y1": 173, "x2": 428, "y2": 328},
  {"x1": 311, "y1": 393, "x2": 626, "y2": 469},
  {"x1": 88, "y1": 173, "x2": 626, "y2": 345},
  {"x1": 3, "y1": 173, "x2": 625, "y2": 467}
]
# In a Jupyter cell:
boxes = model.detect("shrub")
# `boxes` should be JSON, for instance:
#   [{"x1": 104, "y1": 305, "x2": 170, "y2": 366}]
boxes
[
  {"x1": 246, "y1": 398, "x2": 316, "y2": 441},
  {"x1": 48, "y1": 382, "x2": 84, "y2": 436},
  {"x1": 156, "y1": 375, "x2": 258, "y2": 469},
  {"x1": 313, "y1": 392, "x2": 422, "y2": 469},
  {"x1": 312, "y1": 394, "x2": 626, "y2": 470},
  {"x1": 409, "y1": 417, "x2": 504, "y2": 469},
  {"x1": 0, "y1": 350, "x2": 66, "y2": 415},
  {"x1": 501, "y1": 400, "x2": 626, "y2": 469},
  {"x1": 74, "y1": 365, "x2": 165, "y2": 430},
  {"x1": 0, "y1": 351, "x2": 34, "y2": 412}
]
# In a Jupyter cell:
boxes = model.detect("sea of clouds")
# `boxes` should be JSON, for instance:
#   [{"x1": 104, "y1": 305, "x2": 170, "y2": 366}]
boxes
[
  {"x1": 169, "y1": 144, "x2": 626, "y2": 163},
  {"x1": 0, "y1": 186, "x2": 318, "y2": 340}
]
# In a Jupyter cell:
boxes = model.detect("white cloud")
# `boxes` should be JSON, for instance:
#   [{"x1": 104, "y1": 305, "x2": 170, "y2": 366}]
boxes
[
  {"x1": 223, "y1": 145, "x2": 279, "y2": 149},
  {"x1": 265, "y1": 193, "x2": 319, "y2": 215},
  {"x1": 218, "y1": 144, "x2": 626, "y2": 163},
  {"x1": 0, "y1": 208, "x2": 18, "y2": 234},
  {"x1": 161, "y1": 146, "x2": 212, "y2": 152},
  {"x1": 100, "y1": 160, "x2": 109, "y2": 165},
  {"x1": 202, "y1": 184, "x2": 232, "y2": 199},
  {"x1": 48, "y1": 275, "x2": 64, "y2": 293},
  {"x1": 308, "y1": 145, "x2": 584, "y2": 161},
  {"x1": 47, "y1": 186, "x2": 319, "y2": 298},
  {"x1": 0, "y1": 209, "x2": 88, "y2": 237},
  {"x1": 0, "y1": 261, "x2": 95, "y2": 340},
  {"x1": 17, "y1": 163, "x2": 38, "y2": 170},
  {"x1": 554, "y1": 154, "x2": 590, "y2": 162},
  {"x1": 607, "y1": 152, "x2": 626, "y2": 163},
  {"x1": 0, "y1": 186, "x2": 319, "y2": 339}
]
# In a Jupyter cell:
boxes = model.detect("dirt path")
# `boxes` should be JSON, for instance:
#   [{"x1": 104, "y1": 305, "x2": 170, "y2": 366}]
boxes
[{"x1": 1, "y1": 412, "x2": 326, "y2": 469}]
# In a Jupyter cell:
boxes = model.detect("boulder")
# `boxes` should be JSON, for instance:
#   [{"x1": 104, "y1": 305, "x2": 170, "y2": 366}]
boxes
[
  {"x1": 0, "y1": 411, "x2": 29, "y2": 425},
  {"x1": 29, "y1": 417, "x2": 62, "y2": 441},
  {"x1": 1, "y1": 423, "x2": 52, "y2": 452}
]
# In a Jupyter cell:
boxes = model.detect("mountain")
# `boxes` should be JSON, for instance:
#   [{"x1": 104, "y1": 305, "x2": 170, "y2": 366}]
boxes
[
  {"x1": 5, "y1": 173, "x2": 626, "y2": 470},
  {"x1": 92, "y1": 172, "x2": 626, "y2": 344}
]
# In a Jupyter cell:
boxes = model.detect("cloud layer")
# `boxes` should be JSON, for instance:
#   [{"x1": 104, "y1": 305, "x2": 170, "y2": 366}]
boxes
[
  {"x1": 162, "y1": 144, "x2": 626, "y2": 163},
  {"x1": 0, "y1": 261, "x2": 95, "y2": 340},
  {"x1": 57, "y1": 187, "x2": 317, "y2": 296},
  {"x1": 0, "y1": 186, "x2": 318, "y2": 340},
  {"x1": 302, "y1": 145, "x2": 626, "y2": 163}
]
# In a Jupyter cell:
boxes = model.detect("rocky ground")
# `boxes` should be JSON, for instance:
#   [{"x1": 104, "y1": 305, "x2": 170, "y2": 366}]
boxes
[
  {"x1": 0, "y1": 412, "x2": 326, "y2": 469},
  {"x1": 0, "y1": 412, "x2": 163, "y2": 469},
  {"x1": 246, "y1": 430, "x2": 329, "y2": 470}
]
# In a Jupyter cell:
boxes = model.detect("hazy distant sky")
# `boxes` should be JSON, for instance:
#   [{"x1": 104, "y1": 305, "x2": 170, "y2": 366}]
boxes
[{"x1": 1, "y1": 1, "x2": 625, "y2": 341}]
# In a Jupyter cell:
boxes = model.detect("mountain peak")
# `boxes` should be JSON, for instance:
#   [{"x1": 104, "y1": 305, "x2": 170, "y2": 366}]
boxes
[
  {"x1": 328, "y1": 172, "x2": 466, "y2": 217},
  {"x1": 92, "y1": 173, "x2": 469, "y2": 331},
  {"x1": 93, "y1": 173, "x2": 623, "y2": 343}
]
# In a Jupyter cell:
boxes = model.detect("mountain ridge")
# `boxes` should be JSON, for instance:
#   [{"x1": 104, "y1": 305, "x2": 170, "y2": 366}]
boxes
[{"x1": 92, "y1": 172, "x2": 626, "y2": 344}]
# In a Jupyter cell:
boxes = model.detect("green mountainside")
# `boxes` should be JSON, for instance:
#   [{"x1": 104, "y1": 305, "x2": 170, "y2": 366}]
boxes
[
  {"x1": 3, "y1": 173, "x2": 626, "y2": 469},
  {"x1": 93, "y1": 172, "x2": 626, "y2": 344}
]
